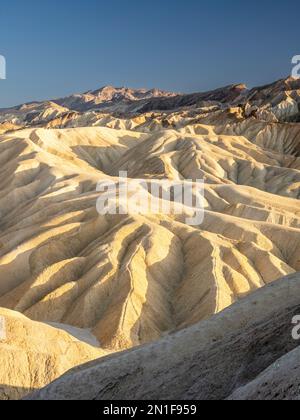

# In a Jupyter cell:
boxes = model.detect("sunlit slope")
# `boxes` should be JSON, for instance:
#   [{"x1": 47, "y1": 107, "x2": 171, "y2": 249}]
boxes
[
  {"x1": 0, "y1": 123, "x2": 298, "y2": 354},
  {"x1": 0, "y1": 307, "x2": 106, "y2": 400}
]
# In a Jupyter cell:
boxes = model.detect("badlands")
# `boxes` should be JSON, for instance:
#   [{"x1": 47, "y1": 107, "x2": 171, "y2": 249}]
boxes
[{"x1": 0, "y1": 77, "x2": 299, "y2": 399}]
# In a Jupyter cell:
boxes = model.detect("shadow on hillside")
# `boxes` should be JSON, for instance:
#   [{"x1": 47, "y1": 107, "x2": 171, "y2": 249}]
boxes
[{"x1": 0, "y1": 384, "x2": 35, "y2": 401}]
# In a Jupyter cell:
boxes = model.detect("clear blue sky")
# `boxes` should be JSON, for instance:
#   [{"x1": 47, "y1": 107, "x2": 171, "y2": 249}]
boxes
[{"x1": 0, "y1": 0, "x2": 299, "y2": 107}]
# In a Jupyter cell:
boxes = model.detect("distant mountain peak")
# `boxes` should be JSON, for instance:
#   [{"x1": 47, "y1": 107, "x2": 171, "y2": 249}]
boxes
[{"x1": 1, "y1": 77, "x2": 300, "y2": 128}]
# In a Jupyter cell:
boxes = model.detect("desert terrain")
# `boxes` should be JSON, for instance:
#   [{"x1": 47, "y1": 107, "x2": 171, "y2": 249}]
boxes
[{"x1": 0, "y1": 77, "x2": 299, "y2": 400}]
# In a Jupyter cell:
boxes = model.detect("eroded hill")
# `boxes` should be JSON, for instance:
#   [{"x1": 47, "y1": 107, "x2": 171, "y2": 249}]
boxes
[{"x1": 0, "y1": 78, "x2": 299, "y2": 399}]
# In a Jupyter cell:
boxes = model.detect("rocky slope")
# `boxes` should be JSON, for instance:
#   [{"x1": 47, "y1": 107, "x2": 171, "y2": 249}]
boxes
[
  {"x1": 0, "y1": 308, "x2": 106, "y2": 400},
  {"x1": 0, "y1": 77, "x2": 299, "y2": 399},
  {"x1": 28, "y1": 272, "x2": 300, "y2": 400}
]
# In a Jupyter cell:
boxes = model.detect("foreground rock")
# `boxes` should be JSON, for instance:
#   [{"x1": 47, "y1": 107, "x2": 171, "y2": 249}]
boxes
[
  {"x1": 228, "y1": 346, "x2": 300, "y2": 400},
  {"x1": 0, "y1": 308, "x2": 105, "y2": 400},
  {"x1": 29, "y1": 273, "x2": 300, "y2": 400}
]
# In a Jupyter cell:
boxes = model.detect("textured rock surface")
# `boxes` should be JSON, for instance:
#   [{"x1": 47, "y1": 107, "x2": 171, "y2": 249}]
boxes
[
  {"x1": 0, "y1": 123, "x2": 299, "y2": 353},
  {"x1": 0, "y1": 308, "x2": 105, "y2": 400},
  {"x1": 228, "y1": 347, "x2": 300, "y2": 400},
  {"x1": 0, "y1": 78, "x2": 299, "y2": 399},
  {"x1": 28, "y1": 273, "x2": 300, "y2": 400}
]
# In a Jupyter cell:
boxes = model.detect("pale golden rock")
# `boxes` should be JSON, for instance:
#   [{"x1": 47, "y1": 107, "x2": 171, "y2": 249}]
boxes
[{"x1": 0, "y1": 308, "x2": 105, "y2": 400}]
